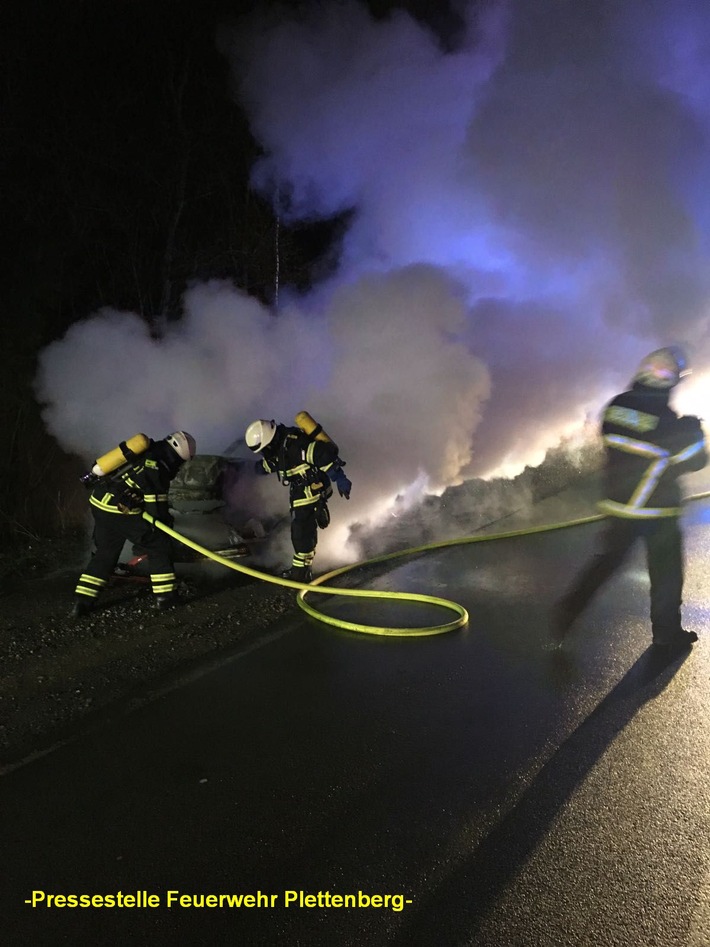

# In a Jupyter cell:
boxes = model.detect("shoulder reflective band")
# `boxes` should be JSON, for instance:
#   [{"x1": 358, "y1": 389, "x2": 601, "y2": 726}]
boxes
[{"x1": 604, "y1": 406, "x2": 659, "y2": 433}]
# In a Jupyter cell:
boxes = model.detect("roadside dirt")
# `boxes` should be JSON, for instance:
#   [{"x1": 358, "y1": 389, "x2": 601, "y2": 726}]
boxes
[{"x1": 0, "y1": 536, "x2": 295, "y2": 770}]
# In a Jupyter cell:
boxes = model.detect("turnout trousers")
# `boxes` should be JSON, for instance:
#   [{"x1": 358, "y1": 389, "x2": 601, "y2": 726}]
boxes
[
  {"x1": 74, "y1": 507, "x2": 177, "y2": 603},
  {"x1": 289, "y1": 503, "x2": 318, "y2": 576},
  {"x1": 558, "y1": 515, "x2": 684, "y2": 643}
]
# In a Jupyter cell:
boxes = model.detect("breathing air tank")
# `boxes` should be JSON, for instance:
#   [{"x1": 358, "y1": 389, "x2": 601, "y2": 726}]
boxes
[
  {"x1": 80, "y1": 433, "x2": 151, "y2": 487},
  {"x1": 294, "y1": 411, "x2": 333, "y2": 444}
]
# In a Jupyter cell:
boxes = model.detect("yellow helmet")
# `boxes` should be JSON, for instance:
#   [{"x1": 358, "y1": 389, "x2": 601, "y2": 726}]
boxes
[{"x1": 633, "y1": 346, "x2": 689, "y2": 389}]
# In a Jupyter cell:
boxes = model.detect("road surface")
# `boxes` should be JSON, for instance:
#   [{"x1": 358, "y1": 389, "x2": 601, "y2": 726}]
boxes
[{"x1": 2, "y1": 496, "x2": 710, "y2": 946}]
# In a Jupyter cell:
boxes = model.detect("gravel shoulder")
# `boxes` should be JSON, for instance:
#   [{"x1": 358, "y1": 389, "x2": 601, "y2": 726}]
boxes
[{"x1": 0, "y1": 537, "x2": 296, "y2": 770}]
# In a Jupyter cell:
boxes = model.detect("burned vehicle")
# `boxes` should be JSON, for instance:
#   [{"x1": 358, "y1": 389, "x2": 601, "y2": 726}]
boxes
[{"x1": 117, "y1": 453, "x2": 286, "y2": 581}]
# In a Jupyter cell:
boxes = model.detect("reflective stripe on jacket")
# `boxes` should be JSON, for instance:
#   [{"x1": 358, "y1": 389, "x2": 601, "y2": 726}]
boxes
[
  {"x1": 89, "y1": 442, "x2": 177, "y2": 519},
  {"x1": 260, "y1": 428, "x2": 339, "y2": 508},
  {"x1": 598, "y1": 384, "x2": 707, "y2": 519}
]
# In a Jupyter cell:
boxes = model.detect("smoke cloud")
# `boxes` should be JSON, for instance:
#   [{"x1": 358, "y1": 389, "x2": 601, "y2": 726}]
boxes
[{"x1": 36, "y1": 0, "x2": 710, "y2": 565}]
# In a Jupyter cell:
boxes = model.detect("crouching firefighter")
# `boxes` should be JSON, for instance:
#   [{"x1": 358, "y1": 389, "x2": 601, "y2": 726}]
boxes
[
  {"x1": 72, "y1": 431, "x2": 197, "y2": 618},
  {"x1": 245, "y1": 412, "x2": 352, "y2": 582}
]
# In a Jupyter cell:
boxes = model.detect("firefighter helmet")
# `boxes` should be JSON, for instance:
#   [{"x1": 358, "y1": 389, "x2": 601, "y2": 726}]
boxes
[
  {"x1": 165, "y1": 431, "x2": 197, "y2": 461},
  {"x1": 245, "y1": 419, "x2": 277, "y2": 452},
  {"x1": 632, "y1": 346, "x2": 689, "y2": 389}
]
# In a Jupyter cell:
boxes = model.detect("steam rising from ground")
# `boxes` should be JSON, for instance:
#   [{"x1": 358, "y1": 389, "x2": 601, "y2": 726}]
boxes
[{"x1": 36, "y1": 0, "x2": 710, "y2": 566}]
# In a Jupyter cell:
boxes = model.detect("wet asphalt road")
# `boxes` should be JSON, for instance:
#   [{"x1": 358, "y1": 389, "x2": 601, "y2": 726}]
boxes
[{"x1": 2, "y1": 497, "x2": 710, "y2": 947}]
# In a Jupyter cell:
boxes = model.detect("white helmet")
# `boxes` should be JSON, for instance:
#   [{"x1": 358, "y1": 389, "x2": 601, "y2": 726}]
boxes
[
  {"x1": 245, "y1": 419, "x2": 277, "y2": 452},
  {"x1": 633, "y1": 345, "x2": 689, "y2": 389},
  {"x1": 165, "y1": 431, "x2": 197, "y2": 461}
]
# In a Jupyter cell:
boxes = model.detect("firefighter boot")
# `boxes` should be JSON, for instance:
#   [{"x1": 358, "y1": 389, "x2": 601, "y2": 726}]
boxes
[
  {"x1": 282, "y1": 566, "x2": 313, "y2": 583},
  {"x1": 155, "y1": 592, "x2": 180, "y2": 611},
  {"x1": 70, "y1": 598, "x2": 95, "y2": 620},
  {"x1": 652, "y1": 629, "x2": 698, "y2": 653}
]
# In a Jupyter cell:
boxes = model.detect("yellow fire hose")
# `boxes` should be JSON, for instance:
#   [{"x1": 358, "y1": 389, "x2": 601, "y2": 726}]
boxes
[{"x1": 142, "y1": 488, "x2": 710, "y2": 638}]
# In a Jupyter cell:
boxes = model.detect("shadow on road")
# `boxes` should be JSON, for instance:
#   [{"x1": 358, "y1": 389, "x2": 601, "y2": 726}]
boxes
[{"x1": 391, "y1": 645, "x2": 690, "y2": 946}]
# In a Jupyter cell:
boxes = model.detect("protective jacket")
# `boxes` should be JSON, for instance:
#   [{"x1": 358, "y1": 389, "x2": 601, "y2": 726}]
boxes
[
  {"x1": 89, "y1": 439, "x2": 181, "y2": 523},
  {"x1": 258, "y1": 426, "x2": 343, "y2": 508},
  {"x1": 599, "y1": 383, "x2": 707, "y2": 519}
]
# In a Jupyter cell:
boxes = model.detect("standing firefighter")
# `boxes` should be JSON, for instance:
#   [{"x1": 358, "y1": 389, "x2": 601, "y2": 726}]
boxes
[
  {"x1": 551, "y1": 346, "x2": 707, "y2": 652},
  {"x1": 72, "y1": 431, "x2": 197, "y2": 618},
  {"x1": 245, "y1": 412, "x2": 352, "y2": 582}
]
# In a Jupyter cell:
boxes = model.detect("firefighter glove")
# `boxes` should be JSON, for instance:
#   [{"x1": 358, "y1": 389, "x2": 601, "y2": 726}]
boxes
[
  {"x1": 116, "y1": 487, "x2": 143, "y2": 511},
  {"x1": 330, "y1": 468, "x2": 351, "y2": 499}
]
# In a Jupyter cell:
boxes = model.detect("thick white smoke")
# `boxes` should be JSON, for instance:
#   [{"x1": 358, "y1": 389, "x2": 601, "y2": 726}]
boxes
[
  {"x1": 36, "y1": 0, "x2": 710, "y2": 566},
  {"x1": 225, "y1": 0, "x2": 710, "y2": 468},
  {"x1": 37, "y1": 269, "x2": 488, "y2": 563}
]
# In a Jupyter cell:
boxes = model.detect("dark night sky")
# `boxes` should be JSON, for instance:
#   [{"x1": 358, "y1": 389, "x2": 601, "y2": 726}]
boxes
[
  {"x1": 6, "y1": 0, "x2": 282, "y2": 331},
  {"x1": 3, "y1": 0, "x2": 463, "y2": 337}
]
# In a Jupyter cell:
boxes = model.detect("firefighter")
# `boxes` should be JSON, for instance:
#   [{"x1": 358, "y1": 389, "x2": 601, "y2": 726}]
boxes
[
  {"x1": 245, "y1": 417, "x2": 352, "y2": 581},
  {"x1": 72, "y1": 431, "x2": 197, "y2": 618},
  {"x1": 551, "y1": 346, "x2": 707, "y2": 652}
]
